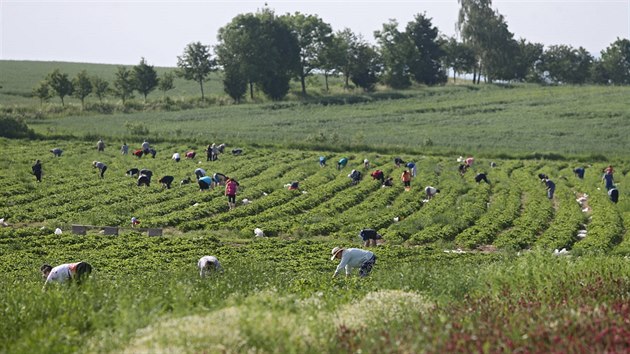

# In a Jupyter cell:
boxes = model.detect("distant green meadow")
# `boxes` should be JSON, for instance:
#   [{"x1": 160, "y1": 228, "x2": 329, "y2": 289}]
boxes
[{"x1": 1, "y1": 61, "x2": 630, "y2": 353}]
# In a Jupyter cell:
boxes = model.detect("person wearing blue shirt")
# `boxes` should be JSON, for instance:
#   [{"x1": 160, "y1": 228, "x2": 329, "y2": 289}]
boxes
[{"x1": 545, "y1": 178, "x2": 555, "y2": 199}]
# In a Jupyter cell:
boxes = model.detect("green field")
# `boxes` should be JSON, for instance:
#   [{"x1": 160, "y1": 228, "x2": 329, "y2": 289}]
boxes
[{"x1": 1, "y1": 61, "x2": 629, "y2": 353}]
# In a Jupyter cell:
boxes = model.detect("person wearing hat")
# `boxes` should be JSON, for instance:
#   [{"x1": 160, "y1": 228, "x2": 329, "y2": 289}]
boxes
[
  {"x1": 330, "y1": 247, "x2": 376, "y2": 278},
  {"x1": 92, "y1": 161, "x2": 107, "y2": 178}
]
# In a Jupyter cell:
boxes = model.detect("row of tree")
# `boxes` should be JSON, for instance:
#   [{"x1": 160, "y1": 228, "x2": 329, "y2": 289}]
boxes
[
  {"x1": 33, "y1": 58, "x2": 175, "y2": 108},
  {"x1": 34, "y1": 1, "x2": 630, "y2": 106}
]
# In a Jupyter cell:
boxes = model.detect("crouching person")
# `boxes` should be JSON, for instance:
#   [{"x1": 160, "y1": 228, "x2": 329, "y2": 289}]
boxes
[
  {"x1": 359, "y1": 228, "x2": 382, "y2": 247},
  {"x1": 159, "y1": 175, "x2": 174, "y2": 189},
  {"x1": 331, "y1": 247, "x2": 376, "y2": 278},
  {"x1": 198, "y1": 256, "x2": 223, "y2": 277},
  {"x1": 41, "y1": 261, "x2": 93, "y2": 290}
]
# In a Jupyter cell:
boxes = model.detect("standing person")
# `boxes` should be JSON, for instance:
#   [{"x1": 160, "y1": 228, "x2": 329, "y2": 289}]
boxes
[
  {"x1": 32, "y1": 159, "x2": 42, "y2": 182},
  {"x1": 363, "y1": 159, "x2": 370, "y2": 169},
  {"x1": 194, "y1": 168, "x2": 207, "y2": 180},
  {"x1": 406, "y1": 162, "x2": 417, "y2": 177},
  {"x1": 93, "y1": 161, "x2": 107, "y2": 178},
  {"x1": 608, "y1": 188, "x2": 619, "y2": 203},
  {"x1": 394, "y1": 157, "x2": 405, "y2": 168},
  {"x1": 50, "y1": 148, "x2": 63, "y2": 157},
  {"x1": 198, "y1": 176, "x2": 213, "y2": 191},
  {"x1": 401, "y1": 169, "x2": 412, "y2": 191},
  {"x1": 198, "y1": 256, "x2": 223, "y2": 277},
  {"x1": 319, "y1": 156, "x2": 327, "y2": 167},
  {"x1": 121, "y1": 142, "x2": 129, "y2": 155},
  {"x1": 337, "y1": 157, "x2": 348, "y2": 170},
  {"x1": 211, "y1": 144, "x2": 219, "y2": 161},
  {"x1": 41, "y1": 262, "x2": 93, "y2": 290},
  {"x1": 425, "y1": 186, "x2": 440, "y2": 200},
  {"x1": 370, "y1": 169, "x2": 385, "y2": 184},
  {"x1": 185, "y1": 151, "x2": 196, "y2": 159},
  {"x1": 359, "y1": 229, "x2": 381, "y2": 247},
  {"x1": 545, "y1": 178, "x2": 555, "y2": 199},
  {"x1": 330, "y1": 247, "x2": 376, "y2": 278},
  {"x1": 602, "y1": 171, "x2": 615, "y2": 191},
  {"x1": 225, "y1": 177, "x2": 239, "y2": 210},
  {"x1": 141, "y1": 140, "x2": 150, "y2": 154},
  {"x1": 97, "y1": 139, "x2": 105, "y2": 152},
  {"x1": 159, "y1": 175, "x2": 174, "y2": 189},
  {"x1": 573, "y1": 167, "x2": 585, "y2": 179},
  {"x1": 475, "y1": 173, "x2": 490, "y2": 184},
  {"x1": 172, "y1": 152, "x2": 181, "y2": 162}
]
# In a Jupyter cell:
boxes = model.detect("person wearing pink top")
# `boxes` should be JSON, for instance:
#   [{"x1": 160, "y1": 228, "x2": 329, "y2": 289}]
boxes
[
  {"x1": 225, "y1": 177, "x2": 239, "y2": 210},
  {"x1": 465, "y1": 157, "x2": 474, "y2": 167}
]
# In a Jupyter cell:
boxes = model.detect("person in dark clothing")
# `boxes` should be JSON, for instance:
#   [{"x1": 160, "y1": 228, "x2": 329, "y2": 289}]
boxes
[
  {"x1": 602, "y1": 172, "x2": 614, "y2": 191},
  {"x1": 93, "y1": 161, "x2": 107, "y2": 178},
  {"x1": 348, "y1": 169, "x2": 362, "y2": 185},
  {"x1": 608, "y1": 188, "x2": 619, "y2": 203},
  {"x1": 475, "y1": 173, "x2": 490, "y2": 184},
  {"x1": 538, "y1": 173, "x2": 548, "y2": 182},
  {"x1": 137, "y1": 174, "x2": 151, "y2": 187},
  {"x1": 359, "y1": 228, "x2": 382, "y2": 247},
  {"x1": 394, "y1": 157, "x2": 405, "y2": 168},
  {"x1": 180, "y1": 177, "x2": 192, "y2": 185},
  {"x1": 139, "y1": 169, "x2": 153, "y2": 182},
  {"x1": 148, "y1": 148, "x2": 157, "y2": 158},
  {"x1": 459, "y1": 164, "x2": 468, "y2": 176},
  {"x1": 545, "y1": 178, "x2": 555, "y2": 199},
  {"x1": 232, "y1": 148, "x2": 243, "y2": 156},
  {"x1": 32, "y1": 160, "x2": 42, "y2": 182},
  {"x1": 573, "y1": 167, "x2": 585, "y2": 179},
  {"x1": 198, "y1": 176, "x2": 212, "y2": 191},
  {"x1": 159, "y1": 176, "x2": 174, "y2": 189},
  {"x1": 126, "y1": 168, "x2": 139, "y2": 177},
  {"x1": 50, "y1": 148, "x2": 63, "y2": 157},
  {"x1": 288, "y1": 181, "x2": 299, "y2": 190},
  {"x1": 383, "y1": 177, "x2": 394, "y2": 187}
]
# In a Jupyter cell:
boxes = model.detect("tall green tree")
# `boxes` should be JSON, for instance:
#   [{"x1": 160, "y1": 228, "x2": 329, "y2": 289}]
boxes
[
  {"x1": 133, "y1": 57, "x2": 158, "y2": 103},
  {"x1": 47, "y1": 69, "x2": 73, "y2": 106},
  {"x1": 72, "y1": 70, "x2": 92, "y2": 110},
  {"x1": 158, "y1": 72, "x2": 175, "y2": 98},
  {"x1": 442, "y1": 37, "x2": 476, "y2": 82},
  {"x1": 600, "y1": 38, "x2": 630, "y2": 85},
  {"x1": 349, "y1": 42, "x2": 382, "y2": 91},
  {"x1": 335, "y1": 28, "x2": 359, "y2": 89},
  {"x1": 374, "y1": 20, "x2": 414, "y2": 89},
  {"x1": 406, "y1": 13, "x2": 447, "y2": 85},
  {"x1": 222, "y1": 62, "x2": 248, "y2": 103},
  {"x1": 512, "y1": 39, "x2": 544, "y2": 82},
  {"x1": 318, "y1": 32, "x2": 346, "y2": 92},
  {"x1": 32, "y1": 81, "x2": 51, "y2": 106},
  {"x1": 281, "y1": 12, "x2": 333, "y2": 96},
  {"x1": 91, "y1": 75, "x2": 109, "y2": 103},
  {"x1": 177, "y1": 42, "x2": 216, "y2": 100},
  {"x1": 540, "y1": 45, "x2": 592, "y2": 84},
  {"x1": 113, "y1": 66, "x2": 135, "y2": 104}
]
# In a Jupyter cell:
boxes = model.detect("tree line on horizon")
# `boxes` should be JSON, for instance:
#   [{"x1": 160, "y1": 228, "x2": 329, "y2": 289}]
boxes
[{"x1": 32, "y1": 0, "x2": 630, "y2": 107}]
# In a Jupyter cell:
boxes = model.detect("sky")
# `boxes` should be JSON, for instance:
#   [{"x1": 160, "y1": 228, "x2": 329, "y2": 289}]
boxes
[{"x1": 1, "y1": 0, "x2": 629, "y2": 67}]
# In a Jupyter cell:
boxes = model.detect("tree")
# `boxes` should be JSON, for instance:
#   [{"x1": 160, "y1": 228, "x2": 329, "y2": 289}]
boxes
[
  {"x1": 222, "y1": 63, "x2": 248, "y2": 103},
  {"x1": 177, "y1": 42, "x2": 216, "y2": 100},
  {"x1": 47, "y1": 69, "x2": 73, "y2": 106},
  {"x1": 72, "y1": 70, "x2": 92, "y2": 110},
  {"x1": 91, "y1": 75, "x2": 110, "y2": 103},
  {"x1": 282, "y1": 12, "x2": 333, "y2": 96},
  {"x1": 158, "y1": 72, "x2": 175, "y2": 98},
  {"x1": 32, "y1": 80, "x2": 51, "y2": 106},
  {"x1": 319, "y1": 32, "x2": 346, "y2": 92},
  {"x1": 335, "y1": 28, "x2": 359, "y2": 89},
  {"x1": 113, "y1": 66, "x2": 135, "y2": 104},
  {"x1": 216, "y1": 9, "x2": 299, "y2": 101},
  {"x1": 374, "y1": 20, "x2": 414, "y2": 89},
  {"x1": 512, "y1": 39, "x2": 543, "y2": 82},
  {"x1": 442, "y1": 37, "x2": 476, "y2": 82},
  {"x1": 349, "y1": 42, "x2": 382, "y2": 91},
  {"x1": 540, "y1": 45, "x2": 592, "y2": 84},
  {"x1": 599, "y1": 38, "x2": 630, "y2": 85},
  {"x1": 406, "y1": 13, "x2": 447, "y2": 85},
  {"x1": 133, "y1": 57, "x2": 158, "y2": 103}
]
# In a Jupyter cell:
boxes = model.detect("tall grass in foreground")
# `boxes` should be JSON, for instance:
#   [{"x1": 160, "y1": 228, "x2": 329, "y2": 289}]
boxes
[{"x1": 1, "y1": 239, "x2": 628, "y2": 353}]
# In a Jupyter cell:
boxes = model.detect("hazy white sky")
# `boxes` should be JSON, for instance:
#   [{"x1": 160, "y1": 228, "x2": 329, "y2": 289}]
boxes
[{"x1": 1, "y1": 0, "x2": 628, "y2": 67}]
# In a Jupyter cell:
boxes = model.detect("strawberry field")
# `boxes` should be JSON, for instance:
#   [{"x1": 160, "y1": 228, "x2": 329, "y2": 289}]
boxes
[{"x1": 1, "y1": 137, "x2": 630, "y2": 353}]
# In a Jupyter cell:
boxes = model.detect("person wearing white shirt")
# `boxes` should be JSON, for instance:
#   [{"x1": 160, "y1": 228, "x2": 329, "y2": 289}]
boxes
[
  {"x1": 198, "y1": 256, "x2": 223, "y2": 277},
  {"x1": 330, "y1": 247, "x2": 376, "y2": 278},
  {"x1": 40, "y1": 262, "x2": 92, "y2": 290},
  {"x1": 172, "y1": 152, "x2": 181, "y2": 162},
  {"x1": 425, "y1": 186, "x2": 440, "y2": 200}
]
